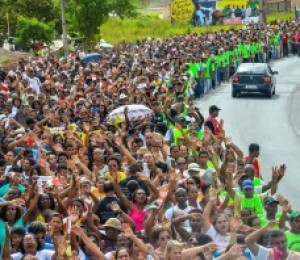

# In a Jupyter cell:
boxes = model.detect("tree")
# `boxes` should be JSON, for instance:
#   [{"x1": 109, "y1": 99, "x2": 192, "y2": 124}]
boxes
[
  {"x1": 15, "y1": 16, "x2": 54, "y2": 51},
  {"x1": 15, "y1": 0, "x2": 55, "y2": 22},
  {"x1": 66, "y1": 0, "x2": 137, "y2": 50}
]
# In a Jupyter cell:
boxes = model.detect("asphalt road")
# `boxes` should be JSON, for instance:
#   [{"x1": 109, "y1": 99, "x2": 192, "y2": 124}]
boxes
[{"x1": 195, "y1": 56, "x2": 300, "y2": 209}]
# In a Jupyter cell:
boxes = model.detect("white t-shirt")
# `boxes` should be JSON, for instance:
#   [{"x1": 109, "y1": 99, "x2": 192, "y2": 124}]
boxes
[
  {"x1": 165, "y1": 204, "x2": 193, "y2": 232},
  {"x1": 205, "y1": 224, "x2": 230, "y2": 251},
  {"x1": 11, "y1": 249, "x2": 54, "y2": 260},
  {"x1": 250, "y1": 245, "x2": 300, "y2": 260}
]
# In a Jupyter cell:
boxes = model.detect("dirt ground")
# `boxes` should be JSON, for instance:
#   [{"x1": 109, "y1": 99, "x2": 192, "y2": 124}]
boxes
[{"x1": 0, "y1": 48, "x2": 30, "y2": 71}]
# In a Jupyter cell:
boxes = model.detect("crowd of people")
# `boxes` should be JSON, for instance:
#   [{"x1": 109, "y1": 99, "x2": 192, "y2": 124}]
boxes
[{"x1": 0, "y1": 18, "x2": 300, "y2": 260}]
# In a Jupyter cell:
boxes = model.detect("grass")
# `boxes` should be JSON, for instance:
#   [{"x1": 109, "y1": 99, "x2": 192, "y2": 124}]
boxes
[
  {"x1": 267, "y1": 11, "x2": 294, "y2": 22},
  {"x1": 100, "y1": 15, "x2": 243, "y2": 44},
  {"x1": 100, "y1": 11, "x2": 294, "y2": 44}
]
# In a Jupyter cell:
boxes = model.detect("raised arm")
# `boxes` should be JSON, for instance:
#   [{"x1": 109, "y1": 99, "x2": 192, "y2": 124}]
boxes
[
  {"x1": 122, "y1": 223, "x2": 148, "y2": 256},
  {"x1": 22, "y1": 192, "x2": 40, "y2": 224},
  {"x1": 113, "y1": 135, "x2": 137, "y2": 164},
  {"x1": 245, "y1": 221, "x2": 277, "y2": 256},
  {"x1": 71, "y1": 225, "x2": 105, "y2": 260},
  {"x1": 202, "y1": 189, "x2": 218, "y2": 233},
  {"x1": 111, "y1": 172, "x2": 133, "y2": 211}
]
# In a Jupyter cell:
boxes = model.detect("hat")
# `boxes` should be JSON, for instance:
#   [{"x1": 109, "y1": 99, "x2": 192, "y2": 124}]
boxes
[
  {"x1": 119, "y1": 93, "x2": 127, "y2": 100},
  {"x1": 242, "y1": 179, "x2": 254, "y2": 190},
  {"x1": 175, "y1": 115, "x2": 186, "y2": 124},
  {"x1": 27, "y1": 94, "x2": 35, "y2": 99},
  {"x1": 103, "y1": 218, "x2": 122, "y2": 231},
  {"x1": 209, "y1": 105, "x2": 221, "y2": 113},
  {"x1": 183, "y1": 163, "x2": 204, "y2": 178},
  {"x1": 289, "y1": 211, "x2": 300, "y2": 222},
  {"x1": 263, "y1": 197, "x2": 279, "y2": 206}
]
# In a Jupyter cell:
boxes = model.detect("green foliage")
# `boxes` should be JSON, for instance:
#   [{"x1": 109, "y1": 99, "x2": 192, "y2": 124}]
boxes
[
  {"x1": 65, "y1": 0, "x2": 137, "y2": 49},
  {"x1": 109, "y1": 0, "x2": 138, "y2": 18},
  {"x1": 15, "y1": 16, "x2": 54, "y2": 50},
  {"x1": 15, "y1": 0, "x2": 55, "y2": 22},
  {"x1": 267, "y1": 12, "x2": 294, "y2": 22},
  {"x1": 100, "y1": 15, "x2": 242, "y2": 44}
]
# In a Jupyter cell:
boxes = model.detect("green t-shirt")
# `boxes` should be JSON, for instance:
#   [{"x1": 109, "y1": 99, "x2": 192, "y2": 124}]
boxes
[
  {"x1": 188, "y1": 63, "x2": 199, "y2": 79},
  {"x1": 204, "y1": 59, "x2": 212, "y2": 79},
  {"x1": 210, "y1": 56, "x2": 216, "y2": 72},
  {"x1": 222, "y1": 52, "x2": 230, "y2": 67},
  {"x1": 240, "y1": 44, "x2": 248, "y2": 58},
  {"x1": 241, "y1": 194, "x2": 264, "y2": 217},
  {"x1": 0, "y1": 218, "x2": 24, "y2": 256},
  {"x1": 249, "y1": 44, "x2": 256, "y2": 56},
  {"x1": 285, "y1": 231, "x2": 300, "y2": 253},
  {"x1": 173, "y1": 127, "x2": 190, "y2": 146},
  {"x1": 215, "y1": 55, "x2": 222, "y2": 67},
  {"x1": 260, "y1": 212, "x2": 282, "y2": 229}
]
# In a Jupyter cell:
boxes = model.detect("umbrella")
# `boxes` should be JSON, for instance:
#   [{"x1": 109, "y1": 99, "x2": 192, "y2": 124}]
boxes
[
  {"x1": 107, "y1": 105, "x2": 153, "y2": 121},
  {"x1": 81, "y1": 53, "x2": 101, "y2": 64},
  {"x1": 99, "y1": 39, "x2": 113, "y2": 48}
]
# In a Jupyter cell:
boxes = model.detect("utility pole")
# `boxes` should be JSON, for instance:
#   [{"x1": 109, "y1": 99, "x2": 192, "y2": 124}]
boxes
[
  {"x1": 259, "y1": 0, "x2": 267, "y2": 23},
  {"x1": 61, "y1": 0, "x2": 68, "y2": 58},
  {"x1": 6, "y1": 12, "x2": 10, "y2": 38}
]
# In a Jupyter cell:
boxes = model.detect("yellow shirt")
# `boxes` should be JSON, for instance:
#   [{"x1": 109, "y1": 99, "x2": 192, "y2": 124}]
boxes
[
  {"x1": 92, "y1": 187, "x2": 106, "y2": 200},
  {"x1": 104, "y1": 171, "x2": 127, "y2": 182}
]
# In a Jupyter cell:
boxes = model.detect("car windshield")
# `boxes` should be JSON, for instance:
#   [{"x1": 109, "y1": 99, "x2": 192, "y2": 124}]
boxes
[{"x1": 237, "y1": 64, "x2": 267, "y2": 74}]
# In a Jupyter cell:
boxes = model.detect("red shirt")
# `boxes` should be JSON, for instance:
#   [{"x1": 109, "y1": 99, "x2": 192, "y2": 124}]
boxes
[
  {"x1": 281, "y1": 33, "x2": 288, "y2": 44},
  {"x1": 244, "y1": 156, "x2": 260, "y2": 178},
  {"x1": 291, "y1": 33, "x2": 297, "y2": 43},
  {"x1": 297, "y1": 33, "x2": 300, "y2": 44},
  {"x1": 205, "y1": 116, "x2": 221, "y2": 136}
]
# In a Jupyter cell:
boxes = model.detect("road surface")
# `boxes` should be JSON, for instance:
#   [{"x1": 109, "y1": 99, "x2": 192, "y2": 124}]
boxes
[{"x1": 195, "y1": 56, "x2": 300, "y2": 209}]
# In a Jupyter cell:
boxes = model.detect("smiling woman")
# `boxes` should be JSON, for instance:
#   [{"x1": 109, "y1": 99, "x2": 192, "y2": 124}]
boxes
[{"x1": 10, "y1": 233, "x2": 54, "y2": 260}]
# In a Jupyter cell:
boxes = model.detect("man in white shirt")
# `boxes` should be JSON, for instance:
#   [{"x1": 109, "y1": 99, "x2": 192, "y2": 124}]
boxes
[{"x1": 24, "y1": 68, "x2": 41, "y2": 95}]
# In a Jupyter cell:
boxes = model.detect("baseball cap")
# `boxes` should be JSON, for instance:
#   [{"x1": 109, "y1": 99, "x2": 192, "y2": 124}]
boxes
[
  {"x1": 175, "y1": 115, "x2": 186, "y2": 123},
  {"x1": 209, "y1": 105, "x2": 221, "y2": 113},
  {"x1": 289, "y1": 211, "x2": 300, "y2": 222},
  {"x1": 242, "y1": 179, "x2": 254, "y2": 190},
  {"x1": 263, "y1": 197, "x2": 279, "y2": 206}
]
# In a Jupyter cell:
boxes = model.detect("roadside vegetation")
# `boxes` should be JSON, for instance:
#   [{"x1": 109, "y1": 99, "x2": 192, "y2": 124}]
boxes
[{"x1": 100, "y1": 12, "x2": 294, "y2": 44}]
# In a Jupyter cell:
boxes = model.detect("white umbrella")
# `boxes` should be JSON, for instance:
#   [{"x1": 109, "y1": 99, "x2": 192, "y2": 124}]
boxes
[
  {"x1": 100, "y1": 39, "x2": 113, "y2": 48},
  {"x1": 107, "y1": 105, "x2": 152, "y2": 120}
]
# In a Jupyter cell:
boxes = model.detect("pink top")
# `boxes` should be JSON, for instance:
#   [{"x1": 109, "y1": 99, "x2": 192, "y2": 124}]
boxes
[{"x1": 129, "y1": 205, "x2": 147, "y2": 232}]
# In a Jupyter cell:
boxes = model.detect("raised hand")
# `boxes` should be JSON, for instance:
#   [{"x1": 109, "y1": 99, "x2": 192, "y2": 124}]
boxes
[
  {"x1": 271, "y1": 166, "x2": 279, "y2": 182},
  {"x1": 266, "y1": 220, "x2": 278, "y2": 230},
  {"x1": 230, "y1": 216, "x2": 241, "y2": 232},
  {"x1": 122, "y1": 223, "x2": 134, "y2": 238},
  {"x1": 53, "y1": 235, "x2": 69, "y2": 258},
  {"x1": 220, "y1": 119, "x2": 224, "y2": 130},
  {"x1": 113, "y1": 135, "x2": 123, "y2": 147},
  {"x1": 227, "y1": 244, "x2": 243, "y2": 257},
  {"x1": 224, "y1": 137, "x2": 233, "y2": 148},
  {"x1": 71, "y1": 225, "x2": 85, "y2": 237},
  {"x1": 159, "y1": 184, "x2": 169, "y2": 200},
  {"x1": 209, "y1": 187, "x2": 218, "y2": 203},
  {"x1": 207, "y1": 146, "x2": 216, "y2": 156},
  {"x1": 204, "y1": 242, "x2": 218, "y2": 253},
  {"x1": 110, "y1": 201, "x2": 122, "y2": 213},
  {"x1": 67, "y1": 205, "x2": 80, "y2": 224},
  {"x1": 136, "y1": 172, "x2": 150, "y2": 182},
  {"x1": 281, "y1": 199, "x2": 291, "y2": 213}
]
